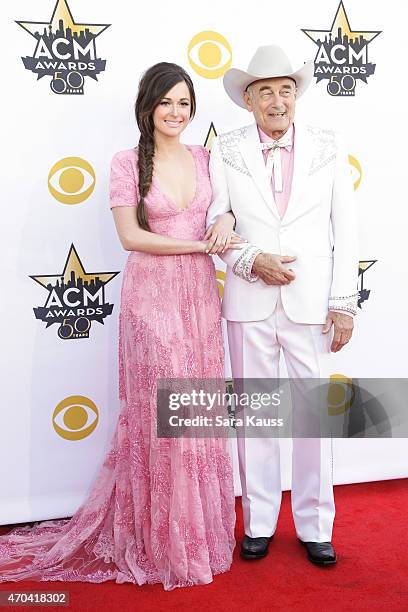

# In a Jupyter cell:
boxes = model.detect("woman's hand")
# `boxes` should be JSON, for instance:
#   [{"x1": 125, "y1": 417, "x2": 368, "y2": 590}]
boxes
[{"x1": 204, "y1": 212, "x2": 246, "y2": 254}]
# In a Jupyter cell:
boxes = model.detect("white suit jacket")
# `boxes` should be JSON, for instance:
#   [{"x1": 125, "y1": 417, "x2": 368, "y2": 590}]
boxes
[{"x1": 206, "y1": 122, "x2": 359, "y2": 324}]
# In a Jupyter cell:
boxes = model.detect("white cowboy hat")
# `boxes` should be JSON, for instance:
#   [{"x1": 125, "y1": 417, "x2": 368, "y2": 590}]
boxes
[{"x1": 223, "y1": 44, "x2": 314, "y2": 108}]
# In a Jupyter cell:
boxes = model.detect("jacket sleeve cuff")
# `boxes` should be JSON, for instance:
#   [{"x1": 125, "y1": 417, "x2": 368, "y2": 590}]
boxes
[
  {"x1": 232, "y1": 246, "x2": 263, "y2": 283},
  {"x1": 328, "y1": 293, "x2": 358, "y2": 316}
]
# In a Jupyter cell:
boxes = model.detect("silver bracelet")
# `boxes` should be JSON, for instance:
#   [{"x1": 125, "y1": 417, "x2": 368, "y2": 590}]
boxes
[{"x1": 232, "y1": 246, "x2": 263, "y2": 282}]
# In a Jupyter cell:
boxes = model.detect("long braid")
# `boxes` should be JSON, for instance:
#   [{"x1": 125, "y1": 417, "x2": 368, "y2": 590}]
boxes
[{"x1": 136, "y1": 133, "x2": 154, "y2": 231}]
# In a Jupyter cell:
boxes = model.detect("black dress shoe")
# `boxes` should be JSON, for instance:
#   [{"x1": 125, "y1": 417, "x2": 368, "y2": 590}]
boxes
[
  {"x1": 298, "y1": 539, "x2": 337, "y2": 565},
  {"x1": 241, "y1": 535, "x2": 273, "y2": 559}
]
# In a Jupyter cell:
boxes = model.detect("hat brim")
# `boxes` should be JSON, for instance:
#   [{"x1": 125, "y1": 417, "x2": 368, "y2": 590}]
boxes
[{"x1": 223, "y1": 60, "x2": 314, "y2": 108}]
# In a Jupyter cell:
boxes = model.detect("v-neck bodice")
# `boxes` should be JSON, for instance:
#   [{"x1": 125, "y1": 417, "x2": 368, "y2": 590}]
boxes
[
  {"x1": 109, "y1": 145, "x2": 212, "y2": 241},
  {"x1": 151, "y1": 145, "x2": 198, "y2": 213}
]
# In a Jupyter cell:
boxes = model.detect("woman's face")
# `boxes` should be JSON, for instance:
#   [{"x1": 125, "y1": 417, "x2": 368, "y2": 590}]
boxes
[{"x1": 153, "y1": 81, "x2": 192, "y2": 139}]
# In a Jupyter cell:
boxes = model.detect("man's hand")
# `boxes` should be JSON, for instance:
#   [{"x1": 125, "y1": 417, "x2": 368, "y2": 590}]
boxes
[
  {"x1": 252, "y1": 253, "x2": 297, "y2": 285},
  {"x1": 322, "y1": 311, "x2": 354, "y2": 352}
]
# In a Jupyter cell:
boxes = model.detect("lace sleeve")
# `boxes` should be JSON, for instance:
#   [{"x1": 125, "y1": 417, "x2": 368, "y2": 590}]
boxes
[
  {"x1": 194, "y1": 144, "x2": 210, "y2": 170},
  {"x1": 109, "y1": 150, "x2": 139, "y2": 208}
]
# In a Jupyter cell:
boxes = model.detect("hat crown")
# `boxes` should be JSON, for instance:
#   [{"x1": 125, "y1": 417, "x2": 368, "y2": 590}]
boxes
[
  {"x1": 247, "y1": 45, "x2": 294, "y2": 79},
  {"x1": 222, "y1": 44, "x2": 313, "y2": 108}
]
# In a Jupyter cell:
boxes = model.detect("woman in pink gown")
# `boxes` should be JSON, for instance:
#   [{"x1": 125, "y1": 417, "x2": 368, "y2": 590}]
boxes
[{"x1": 0, "y1": 63, "x2": 239, "y2": 590}]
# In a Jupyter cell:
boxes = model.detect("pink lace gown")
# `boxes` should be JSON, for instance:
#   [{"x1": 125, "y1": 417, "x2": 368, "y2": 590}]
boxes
[{"x1": 0, "y1": 145, "x2": 236, "y2": 591}]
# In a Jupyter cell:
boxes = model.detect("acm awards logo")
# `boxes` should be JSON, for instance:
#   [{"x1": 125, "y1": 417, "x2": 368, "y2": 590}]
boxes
[
  {"x1": 16, "y1": 0, "x2": 110, "y2": 95},
  {"x1": 53, "y1": 395, "x2": 99, "y2": 440},
  {"x1": 302, "y1": 1, "x2": 381, "y2": 96},
  {"x1": 30, "y1": 245, "x2": 119, "y2": 340}
]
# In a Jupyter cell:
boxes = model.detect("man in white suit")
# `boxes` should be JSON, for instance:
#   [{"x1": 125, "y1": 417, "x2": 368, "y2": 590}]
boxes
[{"x1": 206, "y1": 45, "x2": 359, "y2": 565}]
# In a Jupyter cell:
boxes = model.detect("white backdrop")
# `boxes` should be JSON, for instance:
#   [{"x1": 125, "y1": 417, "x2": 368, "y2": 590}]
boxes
[{"x1": 1, "y1": 0, "x2": 407, "y2": 524}]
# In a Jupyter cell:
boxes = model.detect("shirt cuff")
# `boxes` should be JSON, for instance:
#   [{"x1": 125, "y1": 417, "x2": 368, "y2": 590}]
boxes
[
  {"x1": 329, "y1": 308, "x2": 355, "y2": 317},
  {"x1": 328, "y1": 293, "x2": 358, "y2": 316},
  {"x1": 232, "y1": 245, "x2": 263, "y2": 283}
]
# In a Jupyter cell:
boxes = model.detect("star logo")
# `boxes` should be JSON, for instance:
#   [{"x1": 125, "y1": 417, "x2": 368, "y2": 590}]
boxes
[
  {"x1": 16, "y1": 0, "x2": 110, "y2": 39},
  {"x1": 31, "y1": 244, "x2": 118, "y2": 289},
  {"x1": 30, "y1": 245, "x2": 119, "y2": 339},
  {"x1": 16, "y1": 0, "x2": 110, "y2": 95},
  {"x1": 358, "y1": 259, "x2": 377, "y2": 308},
  {"x1": 302, "y1": 2, "x2": 381, "y2": 96},
  {"x1": 204, "y1": 122, "x2": 218, "y2": 152}
]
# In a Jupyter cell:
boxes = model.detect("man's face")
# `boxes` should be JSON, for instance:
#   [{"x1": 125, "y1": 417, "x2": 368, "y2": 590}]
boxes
[{"x1": 243, "y1": 77, "x2": 297, "y2": 139}]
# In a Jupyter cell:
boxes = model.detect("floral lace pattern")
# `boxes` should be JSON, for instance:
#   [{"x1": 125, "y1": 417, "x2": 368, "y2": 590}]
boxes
[
  {"x1": 307, "y1": 126, "x2": 336, "y2": 176},
  {"x1": 0, "y1": 145, "x2": 235, "y2": 591},
  {"x1": 218, "y1": 127, "x2": 251, "y2": 176}
]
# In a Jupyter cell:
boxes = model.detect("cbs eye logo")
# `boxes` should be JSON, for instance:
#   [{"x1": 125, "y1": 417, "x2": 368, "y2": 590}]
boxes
[
  {"x1": 327, "y1": 374, "x2": 355, "y2": 416},
  {"x1": 348, "y1": 155, "x2": 362, "y2": 191},
  {"x1": 53, "y1": 395, "x2": 99, "y2": 440},
  {"x1": 216, "y1": 269, "x2": 226, "y2": 300},
  {"x1": 188, "y1": 31, "x2": 232, "y2": 79},
  {"x1": 48, "y1": 157, "x2": 96, "y2": 204}
]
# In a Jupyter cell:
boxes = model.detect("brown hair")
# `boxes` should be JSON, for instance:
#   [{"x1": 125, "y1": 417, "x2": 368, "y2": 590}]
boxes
[{"x1": 134, "y1": 62, "x2": 196, "y2": 231}]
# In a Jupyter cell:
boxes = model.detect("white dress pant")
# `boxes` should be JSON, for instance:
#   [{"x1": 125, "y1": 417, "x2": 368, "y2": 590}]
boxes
[{"x1": 227, "y1": 292, "x2": 335, "y2": 542}]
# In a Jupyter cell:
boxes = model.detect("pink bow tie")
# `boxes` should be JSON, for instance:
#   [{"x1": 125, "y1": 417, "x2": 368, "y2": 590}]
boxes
[{"x1": 261, "y1": 134, "x2": 293, "y2": 192}]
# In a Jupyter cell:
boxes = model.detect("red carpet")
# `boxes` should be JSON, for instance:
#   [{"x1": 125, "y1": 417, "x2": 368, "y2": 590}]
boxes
[{"x1": 1, "y1": 479, "x2": 407, "y2": 611}]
